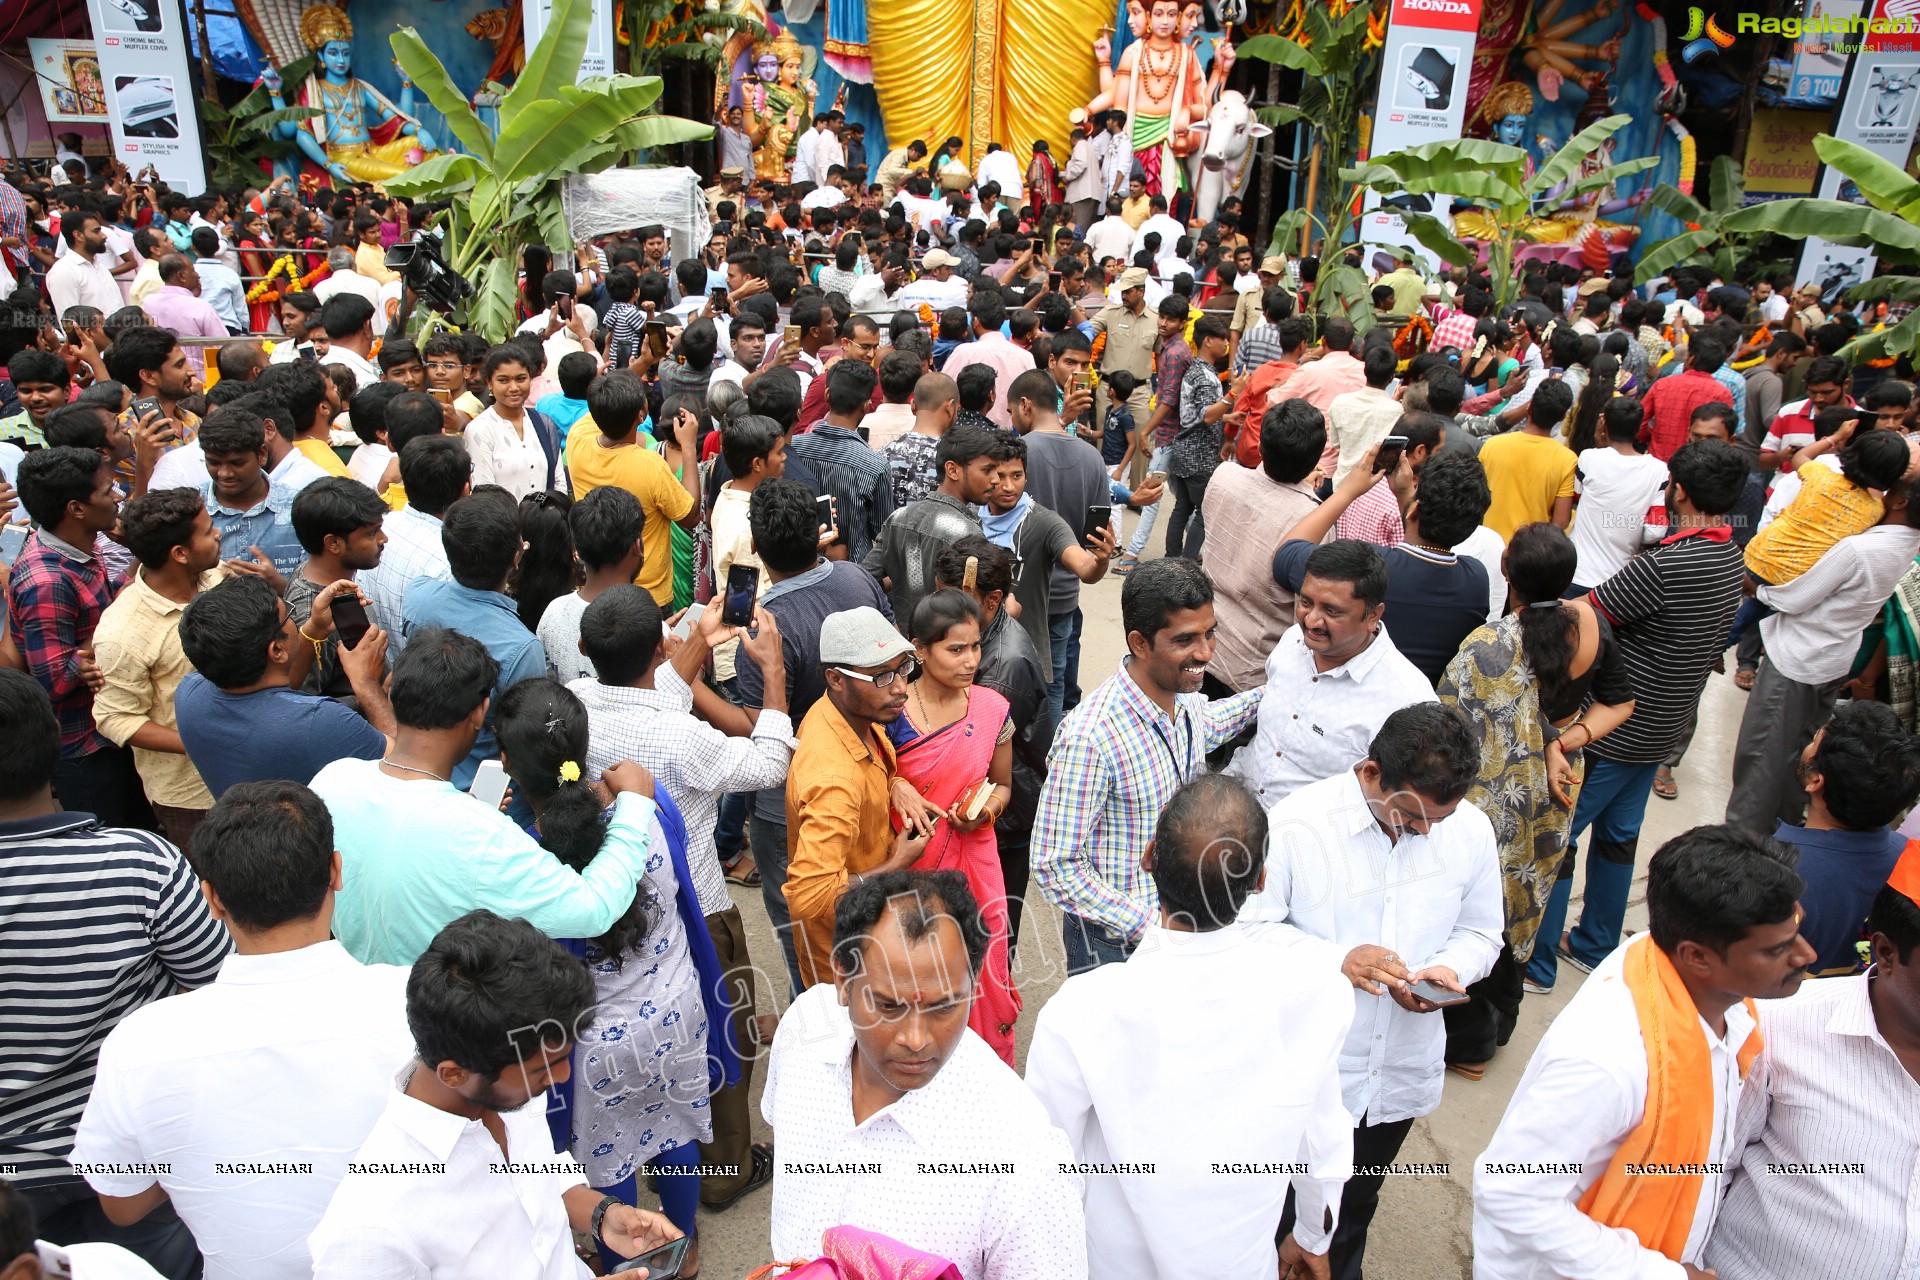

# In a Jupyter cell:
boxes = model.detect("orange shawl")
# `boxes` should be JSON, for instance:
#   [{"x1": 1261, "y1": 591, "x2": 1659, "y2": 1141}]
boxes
[{"x1": 1574, "y1": 935, "x2": 1761, "y2": 1260}]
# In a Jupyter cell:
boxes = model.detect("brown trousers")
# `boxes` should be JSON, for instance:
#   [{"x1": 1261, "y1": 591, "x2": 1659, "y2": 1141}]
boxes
[{"x1": 698, "y1": 905, "x2": 759, "y2": 1204}]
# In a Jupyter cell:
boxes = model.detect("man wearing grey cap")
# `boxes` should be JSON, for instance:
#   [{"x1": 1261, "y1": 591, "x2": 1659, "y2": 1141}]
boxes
[{"x1": 785, "y1": 606, "x2": 936, "y2": 988}]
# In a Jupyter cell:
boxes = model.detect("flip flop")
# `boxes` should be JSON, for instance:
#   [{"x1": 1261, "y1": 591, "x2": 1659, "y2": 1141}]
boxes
[
  {"x1": 1653, "y1": 766, "x2": 1678, "y2": 801},
  {"x1": 1733, "y1": 668, "x2": 1757, "y2": 691},
  {"x1": 1446, "y1": 1061, "x2": 1488, "y2": 1081},
  {"x1": 1111, "y1": 553, "x2": 1139, "y2": 577}
]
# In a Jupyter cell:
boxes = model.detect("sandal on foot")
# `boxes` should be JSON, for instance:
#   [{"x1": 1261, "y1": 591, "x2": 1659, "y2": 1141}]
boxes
[
  {"x1": 1112, "y1": 553, "x2": 1139, "y2": 577},
  {"x1": 1446, "y1": 1061, "x2": 1488, "y2": 1081},
  {"x1": 701, "y1": 1141, "x2": 773, "y2": 1213},
  {"x1": 723, "y1": 855, "x2": 760, "y2": 887},
  {"x1": 1653, "y1": 766, "x2": 1678, "y2": 801},
  {"x1": 1733, "y1": 667, "x2": 1757, "y2": 691}
]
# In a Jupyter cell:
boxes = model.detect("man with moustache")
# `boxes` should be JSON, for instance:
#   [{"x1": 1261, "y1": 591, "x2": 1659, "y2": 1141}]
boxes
[
  {"x1": 1032, "y1": 557, "x2": 1263, "y2": 974},
  {"x1": 783, "y1": 607, "x2": 936, "y2": 989}
]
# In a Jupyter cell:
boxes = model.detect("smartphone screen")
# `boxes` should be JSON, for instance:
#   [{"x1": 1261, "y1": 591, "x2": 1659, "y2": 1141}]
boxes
[
  {"x1": 1409, "y1": 978, "x2": 1470, "y2": 1007},
  {"x1": 721, "y1": 563, "x2": 760, "y2": 627},
  {"x1": 710, "y1": 286, "x2": 731, "y2": 312},
  {"x1": 331, "y1": 596, "x2": 371, "y2": 650},
  {"x1": 610, "y1": 1236, "x2": 691, "y2": 1277},
  {"x1": 1373, "y1": 435, "x2": 1409, "y2": 474},
  {"x1": 556, "y1": 295, "x2": 574, "y2": 321},
  {"x1": 1, "y1": 524, "x2": 28, "y2": 567},
  {"x1": 644, "y1": 322, "x2": 668, "y2": 360},
  {"x1": 1083, "y1": 505, "x2": 1112, "y2": 546}
]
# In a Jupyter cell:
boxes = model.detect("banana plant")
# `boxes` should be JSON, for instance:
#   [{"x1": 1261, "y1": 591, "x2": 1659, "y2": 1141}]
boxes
[
  {"x1": 1633, "y1": 155, "x2": 1794, "y2": 285},
  {"x1": 1340, "y1": 114, "x2": 1659, "y2": 311},
  {"x1": 382, "y1": 0, "x2": 713, "y2": 340},
  {"x1": 199, "y1": 56, "x2": 322, "y2": 191},
  {"x1": 1720, "y1": 135, "x2": 1920, "y2": 365},
  {"x1": 621, "y1": 0, "x2": 763, "y2": 78},
  {"x1": 1237, "y1": 0, "x2": 1380, "y2": 256}
]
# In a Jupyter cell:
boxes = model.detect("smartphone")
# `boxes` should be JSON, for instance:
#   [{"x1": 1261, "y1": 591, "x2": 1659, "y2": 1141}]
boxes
[
  {"x1": 331, "y1": 595, "x2": 371, "y2": 650},
  {"x1": 644, "y1": 320, "x2": 668, "y2": 360},
  {"x1": 670, "y1": 601, "x2": 706, "y2": 641},
  {"x1": 815, "y1": 493, "x2": 836, "y2": 536},
  {"x1": 555, "y1": 294, "x2": 574, "y2": 321},
  {"x1": 1083, "y1": 505, "x2": 1112, "y2": 546},
  {"x1": 297, "y1": 342, "x2": 318, "y2": 363},
  {"x1": 1049, "y1": 270, "x2": 1062, "y2": 290},
  {"x1": 1144, "y1": 469, "x2": 1168, "y2": 487},
  {"x1": 1373, "y1": 435, "x2": 1409, "y2": 474},
  {"x1": 429, "y1": 385, "x2": 451, "y2": 404},
  {"x1": 784, "y1": 323, "x2": 802, "y2": 347},
  {"x1": 610, "y1": 1236, "x2": 692, "y2": 1277},
  {"x1": 1, "y1": 524, "x2": 27, "y2": 566},
  {"x1": 721, "y1": 563, "x2": 760, "y2": 627},
  {"x1": 710, "y1": 286, "x2": 732, "y2": 313},
  {"x1": 469, "y1": 758, "x2": 511, "y2": 810},
  {"x1": 131, "y1": 395, "x2": 162, "y2": 420},
  {"x1": 1409, "y1": 978, "x2": 1471, "y2": 1007}
]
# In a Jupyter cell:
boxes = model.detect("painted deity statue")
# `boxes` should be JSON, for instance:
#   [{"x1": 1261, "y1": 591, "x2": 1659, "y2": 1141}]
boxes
[
  {"x1": 1467, "y1": 0, "x2": 1622, "y2": 133},
  {"x1": 263, "y1": 4, "x2": 440, "y2": 186},
  {"x1": 740, "y1": 32, "x2": 817, "y2": 182},
  {"x1": 1088, "y1": 0, "x2": 1211, "y2": 195},
  {"x1": 1455, "y1": 76, "x2": 1645, "y2": 250}
]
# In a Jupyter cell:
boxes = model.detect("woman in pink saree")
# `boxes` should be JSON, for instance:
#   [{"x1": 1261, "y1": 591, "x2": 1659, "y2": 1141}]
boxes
[{"x1": 886, "y1": 590, "x2": 1020, "y2": 1063}]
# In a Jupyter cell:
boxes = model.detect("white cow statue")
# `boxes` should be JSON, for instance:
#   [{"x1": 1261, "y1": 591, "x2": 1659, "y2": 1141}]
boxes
[{"x1": 1186, "y1": 90, "x2": 1270, "y2": 225}]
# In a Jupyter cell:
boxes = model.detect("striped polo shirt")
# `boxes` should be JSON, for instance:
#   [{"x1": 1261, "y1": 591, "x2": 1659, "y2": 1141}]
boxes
[
  {"x1": 1588, "y1": 525, "x2": 1745, "y2": 763},
  {"x1": 0, "y1": 813, "x2": 229, "y2": 1189}
]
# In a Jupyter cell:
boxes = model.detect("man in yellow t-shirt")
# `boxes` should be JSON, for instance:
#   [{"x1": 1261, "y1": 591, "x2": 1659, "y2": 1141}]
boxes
[
  {"x1": 562, "y1": 371, "x2": 700, "y2": 606},
  {"x1": 1478, "y1": 379, "x2": 1577, "y2": 540}
]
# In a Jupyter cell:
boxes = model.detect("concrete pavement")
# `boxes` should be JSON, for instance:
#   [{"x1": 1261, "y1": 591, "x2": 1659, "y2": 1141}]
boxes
[{"x1": 682, "y1": 544, "x2": 1751, "y2": 1279}]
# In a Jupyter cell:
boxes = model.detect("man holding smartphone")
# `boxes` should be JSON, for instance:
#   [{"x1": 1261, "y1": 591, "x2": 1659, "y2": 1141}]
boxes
[{"x1": 1245, "y1": 705, "x2": 1501, "y2": 1280}]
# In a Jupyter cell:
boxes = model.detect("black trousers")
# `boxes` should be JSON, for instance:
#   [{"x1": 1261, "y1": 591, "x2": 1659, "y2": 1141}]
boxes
[
  {"x1": 28, "y1": 1178, "x2": 202, "y2": 1279},
  {"x1": 53, "y1": 744, "x2": 157, "y2": 833},
  {"x1": 999, "y1": 829, "x2": 1030, "y2": 966},
  {"x1": 1443, "y1": 938, "x2": 1524, "y2": 1065},
  {"x1": 1278, "y1": 1114, "x2": 1416, "y2": 1280}
]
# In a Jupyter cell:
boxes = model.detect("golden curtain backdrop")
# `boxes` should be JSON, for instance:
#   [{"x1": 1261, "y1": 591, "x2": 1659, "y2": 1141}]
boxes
[{"x1": 866, "y1": 0, "x2": 1113, "y2": 174}]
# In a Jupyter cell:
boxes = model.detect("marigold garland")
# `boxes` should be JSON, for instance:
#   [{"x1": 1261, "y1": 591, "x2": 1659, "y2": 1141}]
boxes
[{"x1": 245, "y1": 254, "x2": 328, "y2": 306}]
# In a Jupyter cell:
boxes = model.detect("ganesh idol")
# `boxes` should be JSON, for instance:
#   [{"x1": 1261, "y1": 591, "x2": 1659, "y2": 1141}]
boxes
[
  {"x1": 262, "y1": 4, "x2": 440, "y2": 186},
  {"x1": 1087, "y1": 0, "x2": 1212, "y2": 197}
]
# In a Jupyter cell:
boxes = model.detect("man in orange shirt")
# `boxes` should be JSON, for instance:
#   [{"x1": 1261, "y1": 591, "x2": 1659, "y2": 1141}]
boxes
[
  {"x1": 1226, "y1": 315, "x2": 1312, "y2": 468},
  {"x1": 784, "y1": 607, "x2": 934, "y2": 986}
]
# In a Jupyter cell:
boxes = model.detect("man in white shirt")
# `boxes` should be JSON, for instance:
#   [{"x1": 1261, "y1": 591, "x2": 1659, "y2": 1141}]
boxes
[
  {"x1": 1324, "y1": 346, "x2": 1404, "y2": 488},
  {"x1": 763, "y1": 870, "x2": 1087, "y2": 1280},
  {"x1": 316, "y1": 293, "x2": 382, "y2": 392},
  {"x1": 890, "y1": 248, "x2": 971, "y2": 314},
  {"x1": 1083, "y1": 197, "x2": 1135, "y2": 270},
  {"x1": 847, "y1": 249, "x2": 910, "y2": 315},
  {"x1": 1704, "y1": 862, "x2": 1920, "y2": 1280},
  {"x1": 1128, "y1": 195, "x2": 1185, "y2": 264},
  {"x1": 360, "y1": 435, "x2": 468, "y2": 656},
  {"x1": 73, "y1": 781, "x2": 414, "y2": 1280},
  {"x1": 46, "y1": 214, "x2": 123, "y2": 317},
  {"x1": 1226, "y1": 539, "x2": 1436, "y2": 806},
  {"x1": 1475, "y1": 827, "x2": 1816, "y2": 1280},
  {"x1": 1726, "y1": 477, "x2": 1920, "y2": 835},
  {"x1": 309, "y1": 910, "x2": 681, "y2": 1280},
  {"x1": 1027, "y1": 774, "x2": 1353, "y2": 1280},
  {"x1": 312, "y1": 248, "x2": 384, "y2": 334},
  {"x1": 791, "y1": 115, "x2": 827, "y2": 186},
  {"x1": 1247, "y1": 703, "x2": 1502, "y2": 1279},
  {"x1": 975, "y1": 143, "x2": 1025, "y2": 210}
]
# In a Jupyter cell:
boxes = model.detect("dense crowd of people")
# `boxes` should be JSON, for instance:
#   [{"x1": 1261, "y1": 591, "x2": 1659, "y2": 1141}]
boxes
[{"x1": 2, "y1": 141, "x2": 1919, "y2": 1280}]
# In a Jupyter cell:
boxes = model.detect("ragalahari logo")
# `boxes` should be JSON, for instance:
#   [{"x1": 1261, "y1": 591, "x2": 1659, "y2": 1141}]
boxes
[{"x1": 1681, "y1": 7, "x2": 1737, "y2": 62}]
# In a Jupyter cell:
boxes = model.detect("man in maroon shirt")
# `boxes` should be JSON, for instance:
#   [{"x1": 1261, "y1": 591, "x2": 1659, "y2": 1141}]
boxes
[{"x1": 1639, "y1": 333, "x2": 1733, "y2": 461}]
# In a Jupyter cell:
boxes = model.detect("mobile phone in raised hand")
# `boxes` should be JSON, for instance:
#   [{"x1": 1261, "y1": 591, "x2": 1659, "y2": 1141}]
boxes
[
  {"x1": 1373, "y1": 435, "x2": 1409, "y2": 474},
  {"x1": 331, "y1": 595, "x2": 371, "y2": 650},
  {"x1": 721, "y1": 563, "x2": 760, "y2": 627},
  {"x1": 468, "y1": 759, "x2": 511, "y2": 810},
  {"x1": 1083, "y1": 505, "x2": 1113, "y2": 547}
]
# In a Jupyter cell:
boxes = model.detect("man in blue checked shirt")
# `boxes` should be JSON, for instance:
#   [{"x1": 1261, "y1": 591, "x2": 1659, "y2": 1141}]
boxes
[{"x1": 1032, "y1": 556, "x2": 1262, "y2": 973}]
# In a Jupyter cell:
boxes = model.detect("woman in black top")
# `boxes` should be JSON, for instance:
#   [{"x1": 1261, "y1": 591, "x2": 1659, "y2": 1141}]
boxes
[{"x1": 1437, "y1": 523, "x2": 1637, "y2": 1075}]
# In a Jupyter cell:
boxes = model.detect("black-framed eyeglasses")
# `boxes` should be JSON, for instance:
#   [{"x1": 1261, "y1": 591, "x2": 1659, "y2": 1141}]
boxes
[{"x1": 831, "y1": 657, "x2": 918, "y2": 688}]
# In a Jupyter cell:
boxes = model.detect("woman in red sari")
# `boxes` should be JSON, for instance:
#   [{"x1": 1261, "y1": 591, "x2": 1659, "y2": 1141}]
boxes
[
  {"x1": 887, "y1": 589, "x2": 1019, "y2": 1063},
  {"x1": 236, "y1": 210, "x2": 278, "y2": 333}
]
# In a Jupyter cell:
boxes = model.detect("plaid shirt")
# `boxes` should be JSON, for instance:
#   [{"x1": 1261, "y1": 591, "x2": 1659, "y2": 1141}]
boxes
[
  {"x1": 1430, "y1": 311, "x2": 1478, "y2": 355},
  {"x1": 6, "y1": 530, "x2": 129, "y2": 758},
  {"x1": 1152, "y1": 339, "x2": 1193, "y2": 449},
  {"x1": 1639, "y1": 369, "x2": 1732, "y2": 462},
  {"x1": 0, "y1": 178, "x2": 26, "y2": 274},
  {"x1": 1032, "y1": 661, "x2": 1262, "y2": 939}
]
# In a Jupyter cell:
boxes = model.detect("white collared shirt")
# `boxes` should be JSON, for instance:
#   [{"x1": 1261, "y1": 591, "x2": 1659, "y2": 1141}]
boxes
[
  {"x1": 463, "y1": 406, "x2": 562, "y2": 500},
  {"x1": 1760, "y1": 524, "x2": 1920, "y2": 685},
  {"x1": 309, "y1": 1066, "x2": 591, "y2": 1280},
  {"x1": 361, "y1": 505, "x2": 449, "y2": 657},
  {"x1": 762, "y1": 983, "x2": 1088, "y2": 1280},
  {"x1": 73, "y1": 942, "x2": 413, "y2": 1280},
  {"x1": 1706, "y1": 974, "x2": 1920, "y2": 1280},
  {"x1": 1473, "y1": 939, "x2": 1753, "y2": 1279},
  {"x1": 1246, "y1": 769, "x2": 1503, "y2": 1125},
  {"x1": 1225, "y1": 625, "x2": 1437, "y2": 806},
  {"x1": 1025, "y1": 921, "x2": 1355, "y2": 1273},
  {"x1": 320, "y1": 344, "x2": 381, "y2": 391}
]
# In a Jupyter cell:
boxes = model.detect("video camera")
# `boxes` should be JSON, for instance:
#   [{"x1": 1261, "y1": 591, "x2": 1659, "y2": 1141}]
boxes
[{"x1": 385, "y1": 231, "x2": 473, "y2": 317}]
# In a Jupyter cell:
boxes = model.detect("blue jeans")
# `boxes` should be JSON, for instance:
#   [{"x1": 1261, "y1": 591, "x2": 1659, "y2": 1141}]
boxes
[
  {"x1": 1062, "y1": 912, "x2": 1137, "y2": 975},
  {"x1": 1525, "y1": 757, "x2": 1661, "y2": 989},
  {"x1": 749, "y1": 810, "x2": 804, "y2": 999},
  {"x1": 1125, "y1": 445, "x2": 1172, "y2": 556},
  {"x1": 1046, "y1": 608, "x2": 1084, "y2": 725}
]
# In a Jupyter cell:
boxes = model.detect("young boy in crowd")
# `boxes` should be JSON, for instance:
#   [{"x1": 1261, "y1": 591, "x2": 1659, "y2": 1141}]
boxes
[
  {"x1": 1747, "y1": 420, "x2": 1912, "y2": 588},
  {"x1": 1, "y1": 349, "x2": 72, "y2": 450},
  {"x1": 376, "y1": 338, "x2": 425, "y2": 393},
  {"x1": 1099, "y1": 369, "x2": 1138, "y2": 477},
  {"x1": 536, "y1": 351, "x2": 598, "y2": 450}
]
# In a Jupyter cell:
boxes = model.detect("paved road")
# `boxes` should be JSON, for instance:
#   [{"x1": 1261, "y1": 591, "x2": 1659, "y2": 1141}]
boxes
[{"x1": 686, "y1": 545, "x2": 1749, "y2": 1279}]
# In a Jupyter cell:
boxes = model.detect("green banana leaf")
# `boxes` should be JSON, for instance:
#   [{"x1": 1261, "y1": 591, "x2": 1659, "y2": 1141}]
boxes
[
  {"x1": 1645, "y1": 183, "x2": 1710, "y2": 227},
  {"x1": 391, "y1": 29, "x2": 494, "y2": 162},
  {"x1": 1233, "y1": 35, "x2": 1324, "y2": 76},
  {"x1": 504, "y1": 0, "x2": 592, "y2": 126},
  {"x1": 1812, "y1": 134, "x2": 1920, "y2": 215},
  {"x1": 1339, "y1": 162, "x2": 1526, "y2": 209},
  {"x1": 1634, "y1": 227, "x2": 1721, "y2": 283},
  {"x1": 1706, "y1": 154, "x2": 1744, "y2": 217},
  {"x1": 382, "y1": 152, "x2": 487, "y2": 199},
  {"x1": 1394, "y1": 212, "x2": 1476, "y2": 269},
  {"x1": 1722, "y1": 199, "x2": 1920, "y2": 261},
  {"x1": 1839, "y1": 308, "x2": 1920, "y2": 364},
  {"x1": 1529, "y1": 114, "x2": 1632, "y2": 200}
]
